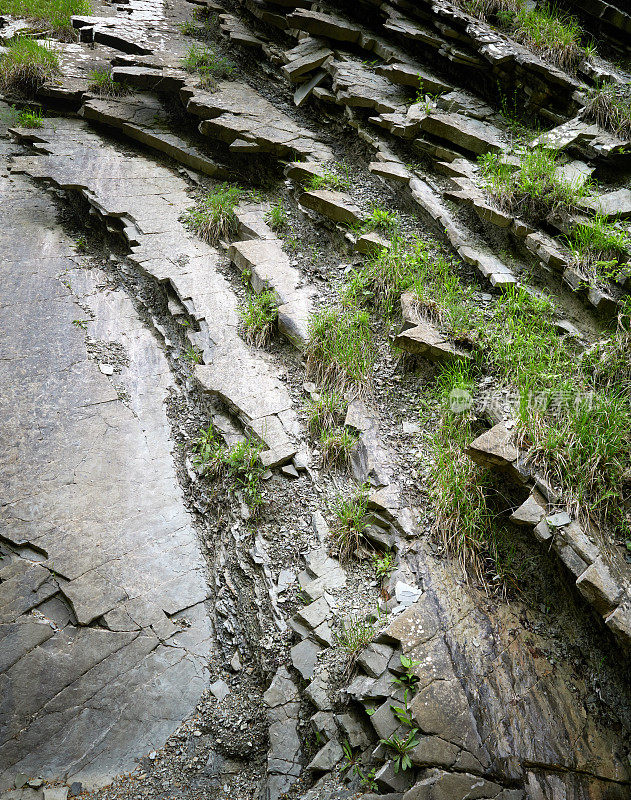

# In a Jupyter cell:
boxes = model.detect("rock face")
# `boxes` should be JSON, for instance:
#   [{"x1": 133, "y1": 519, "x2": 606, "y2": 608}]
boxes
[
  {"x1": 0, "y1": 170, "x2": 212, "y2": 787},
  {"x1": 2, "y1": 0, "x2": 631, "y2": 796}
]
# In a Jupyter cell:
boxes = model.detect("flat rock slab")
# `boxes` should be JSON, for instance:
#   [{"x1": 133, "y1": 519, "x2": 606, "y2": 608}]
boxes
[
  {"x1": 10, "y1": 118, "x2": 297, "y2": 466},
  {"x1": 582, "y1": 188, "x2": 631, "y2": 219},
  {"x1": 299, "y1": 189, "x2": 363, "y2": 225},
  {"x1": 330, "y1": 60, "x2": 408, "y2": 114},
  {"x1": 394, "y1": 319, "x2": 471, "y2": 363},
  {"x1": 183, "y1": 80, "x2": 332, "y2": 161},
  {"x1": 80, "y1": 95, "x2": 229, "y2": 178},
  {"x1": 286, "y1": 10, "x2": 362, "y2": 42},
  {"x1": 420, "y1": 113, "x2": 504, "y2": 155},
  {"x1": 0, "y1": 171, "x2": 212, "y2": 789}
]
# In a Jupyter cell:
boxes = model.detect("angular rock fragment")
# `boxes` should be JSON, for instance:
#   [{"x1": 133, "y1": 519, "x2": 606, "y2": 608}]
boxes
[
  {"x1": 420, "y1": 113, "x2": 504, "y2": 155},
  {"x1": 299, "y1": 189, "x2": 363, "y2": 225},
  {"x1": 466, "y1": 424, "x2": 518, "y2": 469},
  {"x1": 576, "y1": 558, "x2": 624, "y2": 615}
]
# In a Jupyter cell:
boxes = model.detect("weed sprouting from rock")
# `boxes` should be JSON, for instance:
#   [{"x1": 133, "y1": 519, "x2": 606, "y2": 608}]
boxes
[
  {"x1": 0, "y1": 0, "x2": 92, "y2": 37},
  {"x1": 238, "y1": 290, "x2": 278, "y2": 349},
  {"x1": 0, "y1": 37, "x2": 59, "y2": 97},
  {"x1": 265, "y1": 199, "x2": 288, "y2": 232},
  {"x1": 13, "y1": 105, "x2": 43, "y2": 127},
  {"x1": 181, "y1": 183, "x2": 243, "y2": 243},
  {"x1": 478, "y1": 148, "x2": 590, "y2": 222},
  {"x1": 585, "y1": 82, "x2": 631, "y2": 140},
  {"x1": 306, "y1": 304, "x2": 375, "y2": 395},
  {"x1": 330, "y1": 486, "x2": 370, "y2": 561},
  {"x1": 88, "y1": 67, "x2": 128, "y2": 97},
  {"x1": 181, "y1": 43, "x2": 234, "y2": 88}
]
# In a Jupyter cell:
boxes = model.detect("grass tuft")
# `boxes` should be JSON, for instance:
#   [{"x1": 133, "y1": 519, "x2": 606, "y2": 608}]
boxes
[
  {"x1": 585, "y1": 82, "x2": 631, "y2": 140},
  {"x1": 320, "y1": 426, "x2": 358, "y2": 471},
  {"x1": 181, "y1": 43, "x2": 234, "y2": 88},
  {"x1": 306, "y1": 304, "x2": 375, "y2": 395},
  {"x1": 238, "y1": 290, "x2": 278, "y2": 349},
  {"x1": 478, "y1": 148, "x2": 590, "y2": 222},
  {"x1": 192, "y1": 425, "x2": 265, "y2": 511},
  {"x1": 0, "y1": 0, "x2": 92, "y2": 36},
  {"x1": 565, "y1": 213, "x2": 629, "y2": 285},
  {"x1": 13, "y1": 105, "x2": 43, "y2": 127},
  {"x1": 181, "y1": 183, "x2": 243, "y2": 243},
  {"x1": 306, "y1": 164, "x2": 351, "y2": 191},
  {"x1": 330, "y1": 486, "x2": 370, "y2": 561},
  {"x1": 88, "y1": 67, "x2": 128, "y2": 97},
  {"x1": 304, "y1": 390, "x2": 347, "y2": 436},
  {"x1": 0, "y1": 37, "x2": 59, "y2": 97},
  {"x1": 265, "y1": 199, "x2": 288, "y2": 232}
]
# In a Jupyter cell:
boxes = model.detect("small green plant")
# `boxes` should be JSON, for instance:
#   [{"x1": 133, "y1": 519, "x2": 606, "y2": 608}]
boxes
[
  {"x1": 340, "y1": 742, "x2": 378, "y2": 790},
  {"x1": 181, "y1": 43, "x2": 234, "y2": 87},
  {"x1": 181, "y1": 183, "x2": 243, "y2": 243},
  {"x1": 14, "y1": 105, "x2": 43, "y2": 127},
  {"x1": 306, "y1": 305, "x2": 375, "y2": 395},
  {"x1": 181, "y1": 344, "x2": 203, "y2": 364},
  {"x1": 335, "y1": 613, "x2": 376, "y2": 668},
  {"x1": 478, "y1": 148, "x2": 590, "y2": 222},
  {"x1": 75, "y1": 236, "x2": 87, "y2": 252},
  {"x1": 0, "y1": 37, "x2": 60, "y2": 97},
  {"x1": 192, "y1": 424, "x2": 223, "y2": 474},
  {"x1": 304, "y1": 390, "x2": 347, "y2": 436},
  {"x1": 0, "y1": 0, "x2": 92, "y2": 36},
  {"x1": 178, "y1": 20, "x2": 198, "y2": 35},
  {"x1": 391, "y1": 655, "x2": 421, "y2": 692},
  {"x1": 88, "y1": 67, "x2": 128, "y2": 97},
  {"x1": 306, "y1": 165, "x2": 351, "y2": 191},
  {"x1": 192, "y1": 427, "x2": 265, "y2": 511},
  {"x1": 265, "y1": 199, "x2": 288, "y2": 232},
  {"x1": 565, "y1": 213, "x2": 629, "y2": 284},
  {"x1": 372, "y1": 551, "x2": 395, "y2": 582},
  {"x1": 238, "y1": 290, "x2": 278, "y2": 348},
  {"x1": 319, "y1": 426, "x2": 358, "y2": 471},
  {"x1": 380, "y1": 730, "x2": 421, "y2": 773},
  {"x1": 511, "y1": 4, "x2": 586, "y2": 73},
  {"x1": 72, "y1": 319, "x2": 87, "y2": 329},
  {"x1": 222, "y1": 438, "x2": 265, "y2": 511},
  {"x1": 365, "y1": 206, "x2": 399, "y2": 232},
  {"x1": 330, "y1": 486, "x2": 370, "y2": 561},
  {"x1": 585, "y1": 81, "x2": 631, "y2": 139}
]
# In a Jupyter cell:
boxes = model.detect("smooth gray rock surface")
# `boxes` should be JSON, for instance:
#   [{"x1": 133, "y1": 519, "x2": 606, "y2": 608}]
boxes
[{"x1": 0, "y1": 171, "x2": 212, "y2": 789}]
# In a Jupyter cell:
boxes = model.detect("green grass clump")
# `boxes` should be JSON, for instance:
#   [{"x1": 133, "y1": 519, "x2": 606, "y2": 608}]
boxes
[
  {"x1": 565, "y1": 213, "x2": 629, "y2": 285},
  {"x1": 0, "y1": 0, "x2": 92, "y2": 36},
  {"x1": 306, "y1": 164, "x2": 351, "y2": 191},
  {"x1": 364, "y1": 206, "x2": 399, "y2": 233},
  {"x1": 478, "y1": 148, "x2": 590, "y2": 222},
  {"x1": 179, "y1": 20, "x2": 198, "y2": 36},
  {"x1": 304, "y1": 390, "x2": 347, "y2": 436},
  {"x1": 511, "y1": 5, "x2": 585, "y2": 73},
  {"x1": 335, "y1": 613, "x2": 376, "y2": 670},
  {"x1": 192, "y1": 425, "x2": 265, "y2": 511},
  {"x1": 306, "y1": 305, "x2": 375, "y2": 394},
  {"x1": 181, "y1": 43, "x2": 234, "y2": 87},
  {"x1": 585, "y1": 82, "x2": 631, "y2": 140},
  {"x1": 88, "y1": 67, "x2": 128, "y2": 97},
  {"x1": 320, "y1": 426, "x2": 358, "y2": 470},
  {"x1": 427, "y1": 362, "x2": 500, "y2": 581},
  {"x1": 455, "y1": 1, "x2": 587, "y2": 73},
  {"x1": 331, "y1": 487, "x2": 370, "y2": 561},
  {"x1": 481, "y1": 288, "x2": 630, "y2": 533},
  {"x1": 181, "y1": 183, "x2": 243, "y2": 243},
  {"x1": 14, "y1": 105, "x2": 43, "y2": 127},
  {"x1": 238, "y1": 290, "x2": 278, "y2": 349},
  {"x1": 0, "y1": 37, "x2": 59, "y2": 96},
  {"x1": 265, "y1": 199, "x2": 288, "y2": 232}
]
